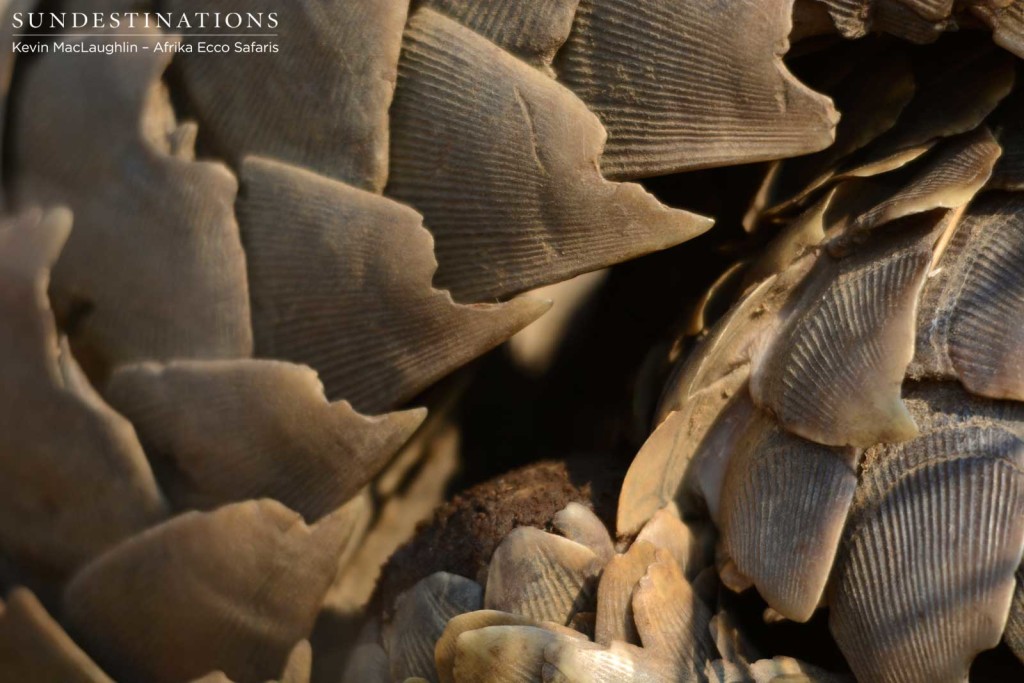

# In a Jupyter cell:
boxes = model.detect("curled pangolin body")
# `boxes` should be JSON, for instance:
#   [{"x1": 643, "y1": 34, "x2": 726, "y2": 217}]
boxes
[{"x1": 0, "y1": 0, "x2": 1022, "y2": 682}]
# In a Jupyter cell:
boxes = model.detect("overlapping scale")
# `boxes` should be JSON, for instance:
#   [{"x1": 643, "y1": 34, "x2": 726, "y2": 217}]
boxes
[
  {"x1": 384, "y1": 572, "x2": 483, "y2": 681},
  {"x1": 902, "y1": 381, "x2": 1024, "y2": 438},
  {"x1": 853, "y1": 127, "x2": 1001, "y2": 231},
  {"x1": 632, "y1": 552, "x2": 714, "y2": 677},
  {"x1": 750, "y1": 226, "x2": 935, "y2": 447},
  {"x1": 718, "y1": 413, "x2": 857, "y2": 622},
  {"x1": 0, "y1": 209, "x2": 167, "y2": 578},
  {"x1": 11, "y1": 27, "x2": 252, "y2": 374},
  {"x1": 162, "y1": 0, "x2": 407, "y2": 191},
  {"x1": 619, "y1": 255, "x2": 817, "y2": 534},
  {"x1": 840, "y1": 46, "x2": 1015, "y2": 179},
  {"x1": 829, "y1": 421, "x2": 1024, "y2": 683},
  {"x1": 811, "y1": 0, "x2": 873, "y2": 37},
  {"x1": 423, "y1": 0, "x2": 579, "y2": 72},
  {"x1": 972, "y1": 1, "x2": 1024, "y2": 59},
  {"x1": 635, "y1": 508, "x2": 713, "y2": 581},
  {"x1": 237, "y1": 156, "x2": 547, "y2": 413},
  {"x1": 435, "y1": 611, "x2": 537, "y2": 683},
  {"x1": 387, "y1": 8, "x2": 713, "y2": 302},
  {"x1": 484, "y1": 527, "x2": 602, "y2": 624},
  {"x1": 594, "y1": 541, "x2": 658, "y2": 645},
  {"x1": 912, "y1": 193, "x2": 1024, "y2": 401},
  {"x1": 105, "y1": 359, "x2": 424, "y2": 519},
  {"x1": 762, "y1": 50, "x2": 916, "y2": 218},
  {"x1": 63, "y1": 500, "x2": 348, "y2": 683},
  {"x1": 552, "y1": 503, "x2": 614, "y2": 564},
  {"x1": 451, "y1": 625, "x2": 564, "y2": 683},
  {"x1": 556, "y1": 0, "x2": 838, "y2": 179}
]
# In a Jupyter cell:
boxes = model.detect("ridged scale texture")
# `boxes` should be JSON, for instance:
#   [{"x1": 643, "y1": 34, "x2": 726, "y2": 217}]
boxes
[
  {"x1": 162, "y1": 0, "x2": 407, "y2": 192},
  {"x1": 12, "y1": 28, "x2": 252, "y2": 372},
  {"x1": 751, "y1": 231, "x2": 932, "y2": 447},
  {"x1": 383, "y1": 572, "x2": 483, "y2": 681},
  {"x1": 594, "y1": 541, "x2": 658, "y2": 645},
  {"x1": 484, "y1": 527, "x2": 602, "y2": 625},
  {"x1": 556, "y1": 0, "x2": 838, "y2": 178},
  {"x1": 63, "y1": 500, "x2": 348, "y2": 683},
  {"x1": 388, "y1": 8, "x2": 711, "y2": 302},
  {"x1": 973, "y1": 1, "x2": 1024, "y2": 59},
  {"x1": 719, "y1": 415, "x2": 857, "y2": 622},
  {"x1": 237, "y1": 156, "x2": 546, "y2": 414},
  {"x1": 853, "y1": 127, "x2": 1001, "y2": 231},
  {"x1": 424, "y1": 0, "x2": 580, "y2": 70},
  {"x1": 105, "y1": 360, "x2": 425, "y2": 520},
  {"x1": 911, "y1": 193, "x2": 1024, "y2": 401},
  {"x1": 830, "y1": 424, "x2": 1024, "y2": 683},
  {"x1": 812, "y1": 0, "x2": 872, "y2": 37},
  {"x1": 0, "y1": 210, "x2": 167, "y2": 578},
  {"x1": 434, "y1": 611, "x2": 536, "y2": 683},
  {"x1": 631, "y1": 555, "x2": 714, "y2": 678},
  {"x1": 452, "y1": 625, "x2": 563, "y2": 683}
]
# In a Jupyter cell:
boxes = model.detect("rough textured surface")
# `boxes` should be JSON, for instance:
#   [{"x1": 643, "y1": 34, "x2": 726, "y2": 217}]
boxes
[
  {"x1": 830, "y1": 421, "x2": 1024, "y2": 683},
  {"x1": 64, "y1": 500, "x2": 348, "y2": 683},
  {"x1": 377, "y1": 458, "x2": 623, "y2": 614},
  {"x1": 383, "y1": 573, "x2": 483, "y2": 681},
  {"x1": 973, "y1": 1, "x2": 1024, "y2": 59},
  {"x1": 388, "y1": 8, "x2": 712, "y2": 302},
  {"x1": 12, "y1": 28, "x2": 252, "y2": 375},
  {"x1": 238, "y1": 156, "x2": 546, "y2": 414},
  {"x1": 163, "y1": 0, "x2": 407, "y2": 191},
  {"x1": 719, "y1": 415, "x2": 857, "y2": 622},
  {"x1": 751, "y1": 227, "x2": 933, "y2": 447},
  {"x1": 483, "y1": 526, "x2": 602, "y2": 624},
  {"x1": 557, "y1": 0, "x2": 838, "y2": 178},
  {"x1": 912, "y1": 193, "x2": 1024, "y2": 401},
  {"x1": 424, "y1": 0, "x2": 580, "y2": 71},
  {"x1": 106, "y1": 359, "x2": 425, "y2": 519},
  {"x1": 853, "y1": 127, "x2": 1001, "y2": 231},
  {"x1": 0, "y1": 209, "x2": 167, "y2": 579}
]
